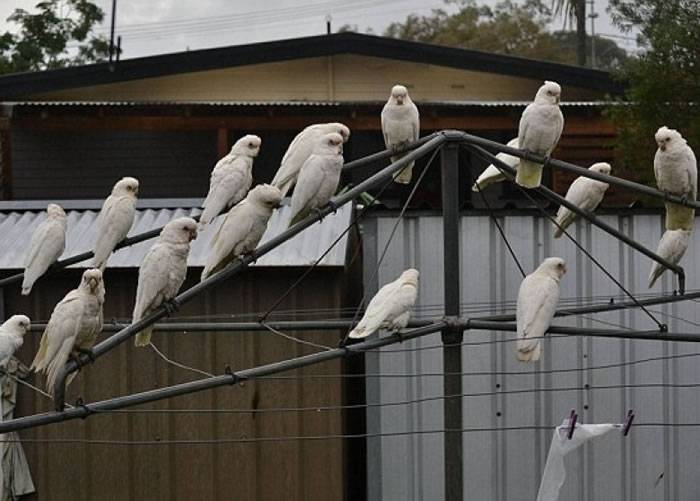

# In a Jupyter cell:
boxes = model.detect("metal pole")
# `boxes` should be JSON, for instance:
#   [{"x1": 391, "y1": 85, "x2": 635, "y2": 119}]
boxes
[
  {"x1": 468, "y1": 145, "x2": 686, "y2": 293},
  {"x1": 29, "y1": 319, "x2": 434, "y2": 333},
  {"x1": 0, "y1": 322, "x2": 446, "y2": 434},
  {"x1": 108, "y1": 0, "x2": 117, "y2": 64},
  {"x1": 441, "y1": 143, "x2": 463, "y2": 501},
  {"x1": 52, "y1": 134, "x2": 448, "y2": 410}
]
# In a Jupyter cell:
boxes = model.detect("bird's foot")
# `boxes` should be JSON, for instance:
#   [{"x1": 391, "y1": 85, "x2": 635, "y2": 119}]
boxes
[
  {"x1": 163, "y1": 298, "x2": 180, "y2": 316},
  {"x1": 76, "y1": 348, "x2": 96, "y2": 363},
  {"x1": 312, "y1": 207, "x2": 327, "y2": 221},
  {"x1": 680, "y1": 194, "x2": 689, "y2": 205},
  {"x1": 326, "y1": 200, "x2": 339, "y2": 215}
]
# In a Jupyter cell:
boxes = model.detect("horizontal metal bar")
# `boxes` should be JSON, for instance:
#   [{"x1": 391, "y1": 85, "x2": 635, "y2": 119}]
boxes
[
  {"x1": 477, "y1": 290, "x2": 700, "y2": 323},
  {"x1": 341, "y1": 132, "x2": 441, "y2": 172},
  {"x1": 454, "y1": 131, "x2": 700, "y2": 209},
  {"x1": 467, "y1": 320, "x2": 700, "y2": 343},
  {"x1": 52, "y1": 133, "x2": 448, "y2": 410},
  {"x1": 29, "y1": 319, "x2": 435, "y2": 333},
  {"x1": 467, "y1": 144, "x2": 686, "y2": 293},
  {"x1": 0, "y1": 322, "x2": 446, "y2": 434}
]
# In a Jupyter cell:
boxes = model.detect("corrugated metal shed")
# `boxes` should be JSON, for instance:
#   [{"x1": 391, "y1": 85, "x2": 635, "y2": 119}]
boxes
[
  {"x1": 362, "y1": 212, "x2": 700, "y2": 501},
  {"x1": 0, "y1": 200, "x2": 351, "y2": 269}
]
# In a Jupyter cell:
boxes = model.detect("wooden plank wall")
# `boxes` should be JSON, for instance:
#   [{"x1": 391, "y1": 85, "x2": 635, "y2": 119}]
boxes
[{"x1": 5, "y1": 267, "x2": 348, "y2": 501}]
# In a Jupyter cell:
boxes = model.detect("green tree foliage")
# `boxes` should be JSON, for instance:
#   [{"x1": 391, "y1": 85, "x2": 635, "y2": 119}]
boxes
[
  {"x1": 0, "y1": 0, "x2": 110, "y2": 74},
  {"x1": 382, "y1": 0, "x2": 626, "y2": 70},
  {"x1": 606, "y1": 0, "x2": 699, "y2": 183}
]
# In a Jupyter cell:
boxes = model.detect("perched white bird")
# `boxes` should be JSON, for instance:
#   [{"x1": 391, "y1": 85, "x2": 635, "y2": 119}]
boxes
[
  {"x1": 654, "y1": 126, "x2": 698, "y2": 231},
  {"x1": 288, "y1": 132, "x2": 345, "y2": 227},
  {"x1": 553, "y1": 162, "x2": 611, "y2": 238},
  {"x1": 21, "y1": 203, "x2": 67, "y2": 295},
  {"x1": 271, "y1": 123, "x2": 350, "y2": 197},
  {"x1": 93, "y1": 177, "x2": 139, "y2": 270},
  {"x1": 471, "y1": 138, "x2": 520, "y2": 192},
  {"x1": 516, "y1": 81, "x2": 564, "y2": 188},
  {"x1": 381, "y1": 84, "x2": 420, "y2": 184},
  {"x1": 516, "y1": 257, "x2": 566, "y2": 362},
  {"x1": 0, "y1": 315, "x2": 30, "y2": 369},
  {"x1": 348, "y1": 269, "x2": 419, "y2": 339},
  {"x1": 31, "y1": 269, "x2": 105, "y2": 393},
  {"x1": 200, "y1": 135, "x2": 261, "y2": 226},
  {"x1": 201, "y1": 184, "x2": 282, "y2": 281},
  {"x1": 648, "y1": 229, "x2": 691, "y2": 288},
  {"x1": 133, "y1": 217, "x2": 198, "y2": 347}
]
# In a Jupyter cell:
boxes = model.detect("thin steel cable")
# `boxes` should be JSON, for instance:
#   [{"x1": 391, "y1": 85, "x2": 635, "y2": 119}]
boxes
[
  {"x1": 148, "y1": 342, "x2": 215, "y2": 378},
  {"x1": 88, "y1": 381, "x2": 700, "y2": 415},
  {"x1": 3, "y1": 422, "x2": 696, "y2": 445},
  {"x1": 4, "y1": 373, "x2": 74, "y2": 408},
  {"x1": 466, "y1": 144, "x2": 664, "y2": 330},
  {"x1": 343, "y1": 146, "x2": 442, "y2": 344},
  {"x1": 260, "y1": 322, "x2": 333, "y2": 351},
  {"x1": 258, "y1": 351, "x2": 700, "y2": 379},
  {"x1": 474, "y1": 181, "x2": 526, "y2": 278}
]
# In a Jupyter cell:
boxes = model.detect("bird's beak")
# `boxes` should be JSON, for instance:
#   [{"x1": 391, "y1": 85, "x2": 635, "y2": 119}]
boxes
[
  {"x1": 396, "y1": 98, "x2": 404, "y2": 105},
  {"x1": 555, "y1": 96, "x2": 560, "y2": 104},
  {"x1": 562, "y1": 265, "x2": 568, "y2": 274},
  {"x1": 659, "y1": 143, "x2": 666, "y2": 151},
  {"x1": 88, "y1": 277, "x2": 98, "y2": 291},
  {"x1": 189, "y1": 228, "x2": 198, "y2": 241}
]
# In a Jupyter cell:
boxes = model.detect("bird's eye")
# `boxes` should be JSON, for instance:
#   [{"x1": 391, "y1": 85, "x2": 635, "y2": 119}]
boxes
[
  {"x1": 248, "y1": 143, "x2": 254, "y2": 147},
  {"x1": 665, "y1": 137, "x2": 670, "y2": 141}
]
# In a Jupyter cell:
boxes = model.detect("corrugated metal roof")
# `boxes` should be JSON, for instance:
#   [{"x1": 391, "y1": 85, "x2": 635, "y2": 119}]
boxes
[
  {"x1": 0, "y1": 202, "x2": 351, "y2": 269},
  {"x1": 3, "y1": 100, "x2": 610, "y2": 108}
]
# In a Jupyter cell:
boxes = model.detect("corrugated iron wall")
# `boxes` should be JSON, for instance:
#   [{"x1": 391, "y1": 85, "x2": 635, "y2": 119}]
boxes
[
  {"x1": 363, "y1": 212, "x2": 700, "y2": 501},
  {"x1": 4, "y1": 267, "x2": 350, "y2": 501}
]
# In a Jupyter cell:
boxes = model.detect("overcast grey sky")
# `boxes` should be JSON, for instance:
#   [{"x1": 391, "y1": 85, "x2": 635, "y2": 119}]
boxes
[{"x1": 0, "y1": 0, "x2": 638, "y2": 60}]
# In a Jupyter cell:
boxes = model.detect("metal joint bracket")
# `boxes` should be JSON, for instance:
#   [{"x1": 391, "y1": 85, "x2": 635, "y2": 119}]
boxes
[
  {"x1": 75, "y1": 398, "x2": 93, "y2": 419},
  {"x1": 224, "y1": 365, "x2": 239, "y2": 385}
]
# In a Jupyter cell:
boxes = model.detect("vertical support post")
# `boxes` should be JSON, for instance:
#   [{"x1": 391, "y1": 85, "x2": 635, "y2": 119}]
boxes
[
  {"x1": 0, "y1": 130, "x2": 12, "y2": 200},
  {"x1": 217, "y1": 128, "x2": 229, "y2": 158},
  {"x1": 109, "y1": 0, "x2": 117, "y2": 64},
  {"x1": 441, "y1": 143, "x2": 463, "y2": 501}
]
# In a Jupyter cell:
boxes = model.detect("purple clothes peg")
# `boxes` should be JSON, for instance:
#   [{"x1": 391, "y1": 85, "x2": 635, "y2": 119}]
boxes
[
  {"x1": 623, "y1": 410, "x2": 635, "y2": 436},
  {"x1": 567, "y1": 409, "x2": 578, "y2": 440}
]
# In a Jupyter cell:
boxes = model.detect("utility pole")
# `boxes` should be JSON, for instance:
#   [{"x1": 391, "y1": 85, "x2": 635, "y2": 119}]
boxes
[
  {"x1": 588, "y1": 0, "x2": 598, "y2": 68},
  {"x1": 326, "y1": 14, "x2": 332, "y2": 35},
  {"x1": 109, "y1": 0, "x2": 117, "y2": 66},
  {"x1": 441, "y1": 142, "x2": 464, "y2": 501}
]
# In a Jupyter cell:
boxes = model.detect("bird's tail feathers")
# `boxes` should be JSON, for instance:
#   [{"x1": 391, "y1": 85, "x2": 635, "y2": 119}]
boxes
[
  {"x1": 553, "y1": 211, "x2": 574, "y2": 238},
  {"x1": 348, "y1": 328, "x2": 368, "y2": 339},
  {"x1": 516, "y1": 338, "x2": 542, "y2": 362},
  {"x1": 392, "y1": 158, "x2": 414, "y2": 184},
  {"x1": 515, "y1": 160, "x2": 542, "y2": 188},
  {"x1": 648, "y1": 264, "x2": 665, "y2": 288},
  {"x1": 664, "y1": 204, "x2": 695, "y2": 231},
  {"x1": 134, "y1": 326, "x2": 153, "y2": 347},
  {"x1": 44, "y1": 340, "x2": 73, "y2": 394}
]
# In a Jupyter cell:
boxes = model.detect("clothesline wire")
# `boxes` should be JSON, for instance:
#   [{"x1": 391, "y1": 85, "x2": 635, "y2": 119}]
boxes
[{"x1": 3, "y1": 422, "x2": 698, "y2": 446}]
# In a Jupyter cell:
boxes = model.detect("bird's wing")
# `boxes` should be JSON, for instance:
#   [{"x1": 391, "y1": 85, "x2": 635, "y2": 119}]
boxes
[
  {"x1": 381, "y1": 105, "x2": 391, "y2": 148},
  {"x1": 24, "y1": 218, "x2": 65, "y2": 282},
  {"x1": 351, "y1": 279, "x2": 402, "y2": 336},
  {"x1": 289, "y1": 156, "x2": 326, "y2": 223},
  {"x1": 518, "y1": 275, "x2": 559, "y2": 340},
  {"x1": 204, "y1": 204, "x2": 257, "y2": 279},
  {"x1": 94, "y1": 195, "x2": 135, "y2": 266},
  {"x1": 133, "y1": 244, "x2": 177, "y2": 320},
  {"x1": 201, "y1": 159, "x2": 251, "y2": 223},
  {"x1": 410, "y1": 103, "x2": 420, "y2": 141},
  {"x1": 272, "y1": 129, "x2": 316, "y2": 191},
  {"x1": 31, "y1": 293, "x2": 83, "y2": 374}
]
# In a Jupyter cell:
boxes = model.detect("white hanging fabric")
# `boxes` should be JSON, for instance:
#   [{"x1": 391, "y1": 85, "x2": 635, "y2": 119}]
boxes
[{"x1": 536, "y1": 420, "x2": 616, "y2": 501}]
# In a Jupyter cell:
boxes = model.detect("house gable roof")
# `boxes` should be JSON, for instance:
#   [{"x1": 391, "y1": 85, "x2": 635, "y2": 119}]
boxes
[{"x1": 0, "y1": 32, "x2": 622, "y2": 99}]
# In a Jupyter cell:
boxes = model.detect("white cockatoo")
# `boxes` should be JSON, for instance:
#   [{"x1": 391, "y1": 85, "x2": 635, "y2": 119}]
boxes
[
  {"x1": 471, "y1": 138, "x2": 520, "y2": 192},
  {"x1": 21, "y1": 203, "x2": 67, "y2": 295},
  {"x1": 201, "y1": 184, "x2": 282, "y2": 281},
  {"x1": 516, "y1": 81, "x2": 564, "y2": 188},
  {"x1": 288, "y1": 132, "x2": 345, "y2": 227},
  {"x1": 553, "y1": 162, "x2": 611, "y2": 238},
  {"x1": 654, "y1": 126, "x2": 698, "y2": 231},
  {"x1": 31, "y1": 268, "x2": 105, "y2": 393},
  {"x1": 271, "y1": 123, "x2": 350, "y2": 197},
  {"x1": 93, "y1": 177, "x2": 139, "y2": 270},
  {"x1": 133, "y1": 217, "x2": 198, "y2": 347},
  {"x1": 0, "y1": 315, "x2": 30, "y2": 369},
  {"x1": 199, "y1": 134, "x2": 261, "y2": 226},
  {"x1": 516, "y1": 257, "x2": 566, "y2": 362},
  {"x1": 648, "y1": 229, "x2": 691, "y2": 288},
  {"x1": 381, "y1": 84, "x2": 420, "y2": 184},
  {"x1": 348, "y1": 268, "x2": 419, "y2": 339}
]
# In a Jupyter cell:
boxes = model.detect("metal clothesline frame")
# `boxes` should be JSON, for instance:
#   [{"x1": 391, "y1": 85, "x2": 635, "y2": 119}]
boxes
[{"x1": 4, "y1": 129, "x2": 698, "y2": 501}]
